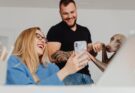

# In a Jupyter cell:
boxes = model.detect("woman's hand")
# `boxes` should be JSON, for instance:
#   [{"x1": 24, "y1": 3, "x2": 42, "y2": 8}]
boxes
[
  {"x1": 65, "y1": 51, "x2": 90, "y2": 74},
  {"x1": 57, "y1": 51, "x2": 90, "y2": 81}
]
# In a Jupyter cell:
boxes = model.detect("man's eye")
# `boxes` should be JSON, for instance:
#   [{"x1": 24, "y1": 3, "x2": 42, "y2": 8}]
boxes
[{"x1": 71, "y1": 11, "x2": 75, "y2": 14}]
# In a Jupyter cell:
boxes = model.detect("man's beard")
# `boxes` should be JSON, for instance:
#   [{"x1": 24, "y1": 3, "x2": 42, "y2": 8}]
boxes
[{"x1": 69, "y1": 19, "x2": 76, "y2": 28}]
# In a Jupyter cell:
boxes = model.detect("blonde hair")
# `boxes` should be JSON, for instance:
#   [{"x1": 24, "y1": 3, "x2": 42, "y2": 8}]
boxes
[{"x1": 13, "y1": 27, "x2": 48, "y2": 83}]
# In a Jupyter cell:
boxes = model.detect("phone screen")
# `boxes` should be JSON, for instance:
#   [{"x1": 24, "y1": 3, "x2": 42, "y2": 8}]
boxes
[{"x1": 74, "y1": 41, "x2": 87, "y2": 53}]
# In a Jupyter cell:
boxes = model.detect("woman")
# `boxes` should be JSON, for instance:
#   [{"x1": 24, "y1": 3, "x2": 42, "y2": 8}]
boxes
[{"x1": 6, "y1": 27, "x2": 90, "y2": 85}]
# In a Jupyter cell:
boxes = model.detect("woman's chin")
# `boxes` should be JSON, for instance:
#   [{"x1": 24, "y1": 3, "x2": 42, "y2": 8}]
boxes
[{"x1": 37, "y1": 51, "x2": 43, "y2": 56}]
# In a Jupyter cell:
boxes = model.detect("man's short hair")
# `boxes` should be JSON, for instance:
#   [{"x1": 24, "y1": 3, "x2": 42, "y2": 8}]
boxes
[{"x1": 59, "y1": 0, "x2": 76, "y2": 9}]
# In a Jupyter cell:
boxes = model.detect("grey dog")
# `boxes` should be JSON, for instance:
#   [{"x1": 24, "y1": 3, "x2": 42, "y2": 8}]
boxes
[{"x1": 89, "y1": 34, "x2": 126, "y2": 72}]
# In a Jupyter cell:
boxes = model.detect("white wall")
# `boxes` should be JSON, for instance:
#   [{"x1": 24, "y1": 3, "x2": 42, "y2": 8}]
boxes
[
  {"x1": 1, "y1": 7, "x2": 135, "y2": 45},
  {"x1": 0, "y1": 7, "x2": 135, "y2": 83},
  {"x1": 0, "y1": 7, "x2": 61, "y2": 46}
]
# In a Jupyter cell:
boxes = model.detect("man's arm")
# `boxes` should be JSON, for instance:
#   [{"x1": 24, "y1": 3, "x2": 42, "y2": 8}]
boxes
[
  {"x1": 87, "y1": 43, "x2": 97, "y2": 57},
  {"x1": 88, "y1": 42, "x2": 106, "y2": 57},
  {"x1": 47, "y1": 42, "x2": 61, "y2": 62},
  {"x1": 47, "y1": 42, "x2": 73, "y2": 63},
  {"x1": 51, "y1": 50, "x2": 73, "y2": 63}
]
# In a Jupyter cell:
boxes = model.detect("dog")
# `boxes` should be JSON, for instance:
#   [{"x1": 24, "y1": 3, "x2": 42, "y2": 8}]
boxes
[{"x1": 89, "y1": 34, "x2": 126, "y2": 72}]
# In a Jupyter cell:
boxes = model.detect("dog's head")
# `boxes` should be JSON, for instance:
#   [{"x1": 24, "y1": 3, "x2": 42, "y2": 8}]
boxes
[{"x1": 106, "y1": 34, "x2": 126, "y2": 52}]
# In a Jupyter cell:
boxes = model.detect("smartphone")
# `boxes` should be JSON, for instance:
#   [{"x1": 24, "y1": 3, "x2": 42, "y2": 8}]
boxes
[{"x1": 74, "y1": 41, "x2": 87, "y2": 54}]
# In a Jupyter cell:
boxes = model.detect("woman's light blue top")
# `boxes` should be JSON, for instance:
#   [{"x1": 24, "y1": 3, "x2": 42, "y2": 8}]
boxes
[{"x1": 6, "y1": 55, "x2": 64, "y2": 85}]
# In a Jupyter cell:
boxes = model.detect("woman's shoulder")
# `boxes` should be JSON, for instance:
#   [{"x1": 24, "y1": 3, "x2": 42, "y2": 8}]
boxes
[
  {"x1": 8, "y1": 55, "x2": 23, "y2": 68},
  {"x1": 47, "y1": 63, "x2": 60, "y2": 71}
]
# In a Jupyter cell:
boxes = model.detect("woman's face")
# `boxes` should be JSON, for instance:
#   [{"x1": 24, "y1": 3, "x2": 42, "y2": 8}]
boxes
[{"x1": 34, "y1": 30, "x2": 47, "y2": 56}]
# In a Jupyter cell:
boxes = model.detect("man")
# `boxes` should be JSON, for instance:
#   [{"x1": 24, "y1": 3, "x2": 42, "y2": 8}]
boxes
[{"x1": 47, "y1": 0, "x2": 100, "y2": 85}]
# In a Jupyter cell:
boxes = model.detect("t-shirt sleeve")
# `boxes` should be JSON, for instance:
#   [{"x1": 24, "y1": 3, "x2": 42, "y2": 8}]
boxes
[
  {"x1": 47, "y1": 27, "x2": 61, "y2": 42},
  {"x1": 85, "y1": 28, "x2": 97, "y2": 56},
  {"x1": 85, "y1": 27, "x2": 92, "y2": 43}
]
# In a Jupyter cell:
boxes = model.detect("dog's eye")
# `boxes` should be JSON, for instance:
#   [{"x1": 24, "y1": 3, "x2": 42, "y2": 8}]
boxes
[{"x1": 110, "y1": 37, "x2": 114, "y2": 41}]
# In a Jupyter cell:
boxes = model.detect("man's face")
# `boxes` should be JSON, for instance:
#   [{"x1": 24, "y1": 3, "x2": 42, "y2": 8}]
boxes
[{"x1": 60, "y1": 2, "x2": 77, "y2": 28}]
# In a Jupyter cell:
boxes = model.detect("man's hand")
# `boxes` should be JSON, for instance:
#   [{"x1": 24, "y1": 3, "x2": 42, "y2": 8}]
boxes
[{"x1": 88, "y1": 42, "x2": 104, "y2": 53}]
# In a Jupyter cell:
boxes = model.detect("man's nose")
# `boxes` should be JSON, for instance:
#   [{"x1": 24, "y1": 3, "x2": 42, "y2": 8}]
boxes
[{"x1": 68, "y1": 13, "x2": 72, "y2": 18}]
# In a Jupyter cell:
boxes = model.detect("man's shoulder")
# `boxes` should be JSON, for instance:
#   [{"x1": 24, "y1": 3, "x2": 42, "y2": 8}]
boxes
[
  {"x1": 77, "y1": 24, "x2": 90, "y2": 32},
  {"x1": 77, "y1": 24, "x2": 88, "y2": 29},
  {"x1": 50, "y1": 21, "x2": 64, "y2": 30},
  {"x1": 47, "y1": 21, "x2": 66, "y2": 35},
  {"x1": 47, "y1": 24, "x2": 61, "y2": 35}
]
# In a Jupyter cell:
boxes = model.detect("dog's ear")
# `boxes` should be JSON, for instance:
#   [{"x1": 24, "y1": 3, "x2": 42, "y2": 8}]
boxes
[
  {"x1": 102, "y1": 44, "x2": 109, "y2": 63},
  {"x1": 120, "y1": 35, "x2": 126, "y2": 43},
  {"x1": 114, "y1": 34, "x2": 126, "y2": 42}
]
